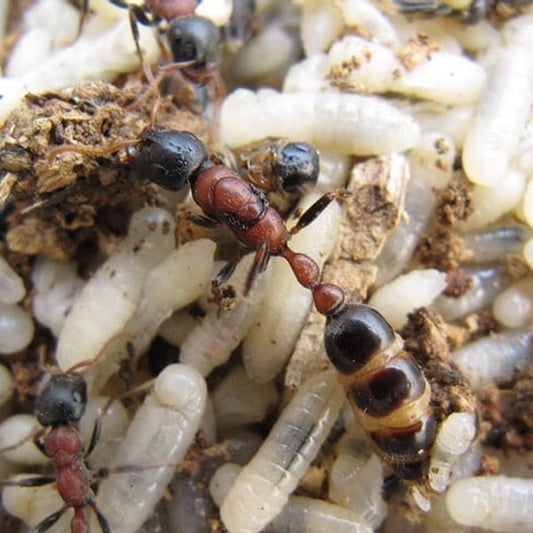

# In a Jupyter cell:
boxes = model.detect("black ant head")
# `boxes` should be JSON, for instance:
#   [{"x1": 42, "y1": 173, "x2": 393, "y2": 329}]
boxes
[
  {"x1": 167, "y1": 15, "x2": 220, "y2": 69},
  {"x1": 324, "y1": 304, "x2": 396, "y2": 374},
  {"x1": 131, "y1": 129, "x2": 209, "y2": 190},
  {"x1": 35, "y1": 374, "x2": 87, "y2": 427},
  {"x1": 273, "y1": 142, "x2": 320, "y2": 193}
]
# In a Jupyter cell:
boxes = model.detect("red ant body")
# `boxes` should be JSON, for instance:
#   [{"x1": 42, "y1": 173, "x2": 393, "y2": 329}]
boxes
[
  {"x1": 130, "y1": 129, "x2": 345, "y2": 313},
  {"x1": 131, "y1": 128, "x2": 437, "y2": 480},
  {"x1": 2, "y1": 374, "x2": 109, "y2": 533}
]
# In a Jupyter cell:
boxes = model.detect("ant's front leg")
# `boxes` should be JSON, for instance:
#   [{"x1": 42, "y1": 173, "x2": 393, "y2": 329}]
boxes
[
  {"x1": 289, "y1": 189, "x2": 349, "y2": 236},
  {"x1": 175, "y1": 210, "x2": 220, "y2": 244}
]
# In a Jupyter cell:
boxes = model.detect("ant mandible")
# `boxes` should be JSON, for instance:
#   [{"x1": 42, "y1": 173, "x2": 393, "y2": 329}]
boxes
[
  {"x1": 130, "y1": 128, "x2": 345, "y2": 313},
  {"x1": 1, "y1": 373, "x2": 110, "y2": 533}
]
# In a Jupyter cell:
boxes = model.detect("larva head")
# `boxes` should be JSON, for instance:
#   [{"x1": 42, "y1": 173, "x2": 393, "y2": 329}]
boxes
[
  {"x1": 131, "y1": 129, "x2": 209, "y2": 190},
  {"x1": 35, "y1": 374, "x2": 87, "y2": 427},
  {"x1": 324, "y1": 304, "x2": 396, "y2": 374},
  {"x1": 273, "y1": 141, "x2": 320, "y2": 192}
]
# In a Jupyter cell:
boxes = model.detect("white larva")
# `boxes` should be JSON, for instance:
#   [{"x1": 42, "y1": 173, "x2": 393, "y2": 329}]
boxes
[
  {"x1": 462, "y1": 38, "x2": 533, "y2": 187},
  {"x1": 282, "y1": 54, "x2": 331, "y2": 93},
  {"x1": 242, "y1": 193, "x2": 342, "y2": 383},
  {"x1": 219, "y1": 370, "x2": 344, "y2": 533},
  {"x1": 329, "y1": 453, "x2": 387, "y2": 529},
  {"x1": 195, "y1": 0, "x2": 233, "y2": 26},
  {"x1": 0, "y1": 255, "x2": 26, "y2": 304},
  {"x1": 0, "y1": 365, "x2": 14, "y2": 407},
  {"x1": 335, "y1": 0, "x2": 400, "y2": 47},
  {"x1": 299, "y1": 0, "x2": 344, "y2": 57},
  {"x1": 179, "y1": 253, "x2": 268, "y2": 377},
  {"x1": 0, "y1": 302, "x2": 35, "y2": 355},
  {"x1": 0, "y1": 414, "x2": 47, "y2": 466},
  {"x1": 211, "y1": 462, "x2": 373, "y2": 533},
  {"x1": 452, "y1": 327, "x2": 533, "y2": 389},
  {"x1": 462, "y1": 224, "x2": 533, "y2": 263},
  {"x1": 369, "y1": 268, "x2": 448, "y2": 329},
  {"x1": 55, "y1": 207, "x2": 175, "y2": 372},
  {"x1": 446, "y1": 476, "x2": 533, "y2": 532},
  {"x1": 95, "y1": 364, "x2": 207, "y2": 533},
  {"x1": 212, "y1": 366, "x2": 279, "y2": 433},
  {"x1": 2, "y1": 477, "x2": 71, "y2": 532},
  {"x1": 374, "y1": 178, "x2": 436, "y2": 286},
  {"x1": 219, "y1": 88, "x2": 421, "y2": 155},
  {"x1": 432, "y1": 264, "x2": 511, "y2": 322},
  {"x1": 85, "y1": 239, "x2": 216, "y2": 391},
  {"x1": 455, "y1": 169, "x2": 526, "y2": 232},
  {"x1": 327, "y1": 35, "x2": 486, "y2": 106},
  {"x1": 32, "y1": 258, "x2": 82, "y2": 337},
  {"x1": 429, "y1": 412, "x2": 477, "y2": 493},
  {"x1": 493, "y1": 278, "x2": 533, "y2": 329}
]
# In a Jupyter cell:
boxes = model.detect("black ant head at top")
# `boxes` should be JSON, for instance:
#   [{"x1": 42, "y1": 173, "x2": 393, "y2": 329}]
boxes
[
  {"x1": 324, "y1": 304, "x2": 396, "y2": 374},
  {"x1": 274, "y1": 142, "x2": 320, "y2": 193},
  {"x1": 131, "y1": 129, "x2": 209, "y2": 190},
  {"x1": 167, "y1": 15, "x2": 220, "y2": 69},
  {"x1": 34, "y1": 374, "x2": 88, "y2": 427}
]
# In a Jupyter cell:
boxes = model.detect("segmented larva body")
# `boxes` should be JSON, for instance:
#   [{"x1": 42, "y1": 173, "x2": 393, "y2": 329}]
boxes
[{"x1": 324, "y1": 304, "x2": 436, "y2": 479}]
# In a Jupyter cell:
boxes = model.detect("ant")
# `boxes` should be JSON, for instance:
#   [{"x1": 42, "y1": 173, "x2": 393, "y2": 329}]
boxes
[
  {"x1": 129, "y1": 128, "x2": 345, "y2": 310},
  {"x1": 80, "y1": 1, "x2": 220, "y2": 89},
  {"x1": 1, "y1": 373, "x2": 110, "y2": 533}
]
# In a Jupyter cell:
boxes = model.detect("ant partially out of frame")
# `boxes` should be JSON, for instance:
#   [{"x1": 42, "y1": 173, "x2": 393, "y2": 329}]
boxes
[
  {"x1": 78, "y1": 0, "x2": 221, "y2": 90},
  {"x1": 1, "y1": 372, "x2": 110, "y2": 533}
]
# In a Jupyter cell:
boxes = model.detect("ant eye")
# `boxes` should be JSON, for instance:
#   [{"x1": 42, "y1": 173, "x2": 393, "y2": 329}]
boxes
[
  {"x1": 324, "y1": 304, "x2": 396, "y2": 374},
  {"x1": 167, "y1": 15, "x2": 219, "y2": 68},
  {"x1": 275, "y1": 142, "x2": 319, "y2": 193}
]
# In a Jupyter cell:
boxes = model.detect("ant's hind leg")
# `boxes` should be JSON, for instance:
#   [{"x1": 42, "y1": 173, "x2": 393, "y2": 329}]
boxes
[
  {"x1": 244, "y1": 242, "x2": 270, "y2": 296},
  {"x1": 91, "y1": 503, "x2": 111, "y2": 533},
  {"x1": 289, "y1": 190, "x2": 349, "y2": 236}
]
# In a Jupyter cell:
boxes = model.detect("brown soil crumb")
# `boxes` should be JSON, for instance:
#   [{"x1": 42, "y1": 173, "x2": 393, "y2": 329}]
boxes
[
  {"x1": 396, "y1": 33, "x2": 441, "y2": 70},
  {"x1": 478, "y1": 365, "x2": 533, "y2": 453},
  {"x1": 477, "y1": 452, "x2": 501, "y2": 476},
  {"x1": 401, "y1": 308, "x2": 476, "y2": 423},
  {"x1": 442, "y1": 268, "x2": 474, "y2": 298},
  {"x1": 415, "y1": 226, "x2": 467, "y2": 272},
  {"x1": 0, "y1": 81, "x2": 208, "y2": 262},
  {"x1": 435, "y1": 178, "x2": 474, "y2": 226}
]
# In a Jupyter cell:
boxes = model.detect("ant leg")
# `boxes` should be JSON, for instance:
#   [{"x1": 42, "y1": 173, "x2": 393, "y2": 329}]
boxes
[
  {"x1": 34, "y1": 506, "x2": 69, "y2": 533},
  {"x1": 289, "y1": 190, "x2": 349, "y2": 236},
  {"x1": 244, "y1": 241, "x2": 270, "y2": 295},
  {"x1": 128, "y1": 6, "x2": 156, "y2": 83},
  {"x1": 91, "y1": 503, "x2": 111, "y2": 533},
  {"x1": 76, "y1": 0, "x2": 90, "y2": 39},
  {"x1": 85, "y1": 418, "x2": 102, "y2": 458}
]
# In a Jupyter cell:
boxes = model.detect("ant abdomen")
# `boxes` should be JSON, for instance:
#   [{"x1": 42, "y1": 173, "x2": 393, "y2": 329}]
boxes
[{"x1": 324, "y1": 304, "x2": 436, "y2": 479}]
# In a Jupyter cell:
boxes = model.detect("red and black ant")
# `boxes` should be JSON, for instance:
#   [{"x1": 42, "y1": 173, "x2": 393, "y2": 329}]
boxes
[
  {"x1": 79, "y1": 0, "x2": 220, "y2": 90},
  {"x1": 1, "y1": 373, "x2": 110, "y2": 533},
  {"x1": 129, "y1": 128, "x2": 345, "y2": 312}
]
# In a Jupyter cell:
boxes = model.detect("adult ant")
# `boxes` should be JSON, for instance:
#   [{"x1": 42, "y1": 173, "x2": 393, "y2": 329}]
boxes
[
  {"x1": 129, "y1": 128, "x2": 345, "y2": 311},
  {"x1": 80, "y1": 1, "x2": 220, "y2": 88},
  {"x1": 1, "y1": 373, "x2": 110, "y2": 533}
]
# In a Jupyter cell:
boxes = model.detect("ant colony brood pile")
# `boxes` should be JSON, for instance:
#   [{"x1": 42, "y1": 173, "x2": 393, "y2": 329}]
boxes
[{"x1": 0, "y1": 1, "x2": 532, "y2": 532}]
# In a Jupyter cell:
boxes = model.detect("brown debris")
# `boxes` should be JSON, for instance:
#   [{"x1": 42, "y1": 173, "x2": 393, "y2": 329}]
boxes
[
  {"x1": 0, "y1": 81, "x2": 208, "y2": 262},
  {"x1": 416, "y1": 226, "x2": 467, "y2": 272},
  {"x1": 401, "y1": 308, "x2": 476, "y2": 423},
  {"x1": 478, "y1": 366, "x2": 533, "y2": 452},
  {"x1": 435, "y1": 178, "x2": 474, "y2": 226},
  {"x1": 396, "y1": 33, "x2": 442, "y2": 70}
]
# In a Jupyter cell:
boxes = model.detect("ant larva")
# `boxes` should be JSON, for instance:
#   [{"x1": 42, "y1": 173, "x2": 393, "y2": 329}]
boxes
[
  {"x1": 130, "y1": 128, "x2": 345, "y2": 306},
  {"x1": 324, "y1": 303, "x2": 436, "y2": 480}
]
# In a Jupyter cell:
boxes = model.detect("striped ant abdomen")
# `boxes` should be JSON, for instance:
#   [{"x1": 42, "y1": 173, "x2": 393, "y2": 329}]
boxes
[{"x1": 324, "y1": 304, "x2": 436, "y2": 479}]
